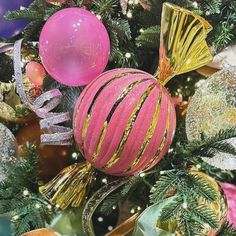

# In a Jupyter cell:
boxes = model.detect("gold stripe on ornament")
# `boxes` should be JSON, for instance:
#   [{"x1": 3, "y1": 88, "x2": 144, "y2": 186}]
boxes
[
  {"x1": 91, "y1": 78, "x2": 150, "y2": 163},
  {"x1": 143, "y1": 102, "x2": 171, "y2": 170},
  {"x1": 101, "y1": 83, "x2": 156, "y2": 170},
  {"x1": 123, "y1": 86, "x2": 163, "y2": 173},
  {"x1": 80, "y1": 71, "x2": 140, "y2": 150},
  {"x1": 81, "y1": 115, "x2": 91, "y2": 144}
]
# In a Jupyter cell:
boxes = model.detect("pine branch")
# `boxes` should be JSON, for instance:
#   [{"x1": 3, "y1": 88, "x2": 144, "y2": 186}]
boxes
[
  {"x1": 5, "y1": 9, "x2": 40, "y2": 20},
  {"x1": 207, "y1": 141, "x2": 236, "y2": 157},
  {"x1": 109, "y1": 31, "x2": 120, "y2": 60},
  {"x1": 0, "y1": 144, "x2": 54, "y2": 235},
  {"x1": 202, "y1": 0, "x2": 222, "y2": 14},
  {"x1": 217, "y1": 221, "x2": 236, "y2": 236},
  {"x1": 100, "y1": 192, "x2": 122, "y2": 215},
  {"x1": 23, "y1": 20, "x2": 43, "y2": 41},
  {"x1": 4, "y1": 0, "x2": 62, "y2": 41},
  {"x1": 211, "y1": 22, "x2": 234, "y2": 50},
  {"x1": 150, "y1": 170, "x2": 179, "y2": 203},
  {"x1": 185, "y1": 127, "x2": 236, "y2": 159},
  {"x1": 136, "y1": 25, "x2": 160, "y2": 48},
  {"x1": 187, "y1": 173, "x2": 218, "y2": 202},
  {"x1": 106, "y1": 18, "x2": 131, "y2": 42},
  {"x1": 149, "y1": 169, "x2": 222, "y2": 235},
  {"x1": 92, "y1": 0, "x2": 119, "y2": 19},
  {"x1": 159, "y1": 197, "x2": 182, "y2": 222},
  {"x1": 189, "y1": 204, "x2": 219, "y2": 229},
  {"x1": 100, "y1": 176, "x2": 140, "y2": 215},
  {"x1": 5, "y1": 0, "x2": 46, "y2": 21},
  {"x1": 110, "y1": 48, "x2": 138, "y2": 67},
  {"x1": 180, "y1": 218, "x2": 200, "y2": 236}
]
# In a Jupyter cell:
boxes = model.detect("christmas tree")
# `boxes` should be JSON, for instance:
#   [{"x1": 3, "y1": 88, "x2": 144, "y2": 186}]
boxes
[{"x1": 0, "y1": 0, "x2": 236, "y2": 235}]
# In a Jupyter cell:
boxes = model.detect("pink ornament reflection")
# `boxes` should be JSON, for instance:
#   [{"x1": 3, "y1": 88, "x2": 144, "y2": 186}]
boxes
[{"x1": 39, "y1": 8, "x2": 110, "y2": 87}]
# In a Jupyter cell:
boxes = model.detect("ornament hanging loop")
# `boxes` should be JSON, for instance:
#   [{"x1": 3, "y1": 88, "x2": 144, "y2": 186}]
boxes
[{"x1": 156, "y1": 2, "x2": 213, "y2": 85}]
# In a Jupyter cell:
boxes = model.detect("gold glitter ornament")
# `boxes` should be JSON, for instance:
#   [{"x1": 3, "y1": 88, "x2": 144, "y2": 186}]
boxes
[
  {"x1": 162, "y1": 170, "x2": 227, "y2": 236},
  {"x1": 0, "y1": 78, "x2": 36, "y2": 123},
  {"x1": 0, "y1": 123, "x2": 18, "y2": 181},
  {"x1": 190, "y1": 170, "x2": 227, "y2": 236},
  {"x1": 186, "y1": 67, "x2": 236, "y2": 169},
  {"x1": 133, "y1": 170, "x2": 227, "y2": 236}
]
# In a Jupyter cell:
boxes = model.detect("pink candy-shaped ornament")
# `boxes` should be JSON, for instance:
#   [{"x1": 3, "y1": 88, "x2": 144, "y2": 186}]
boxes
[
  {"x1": 26, "y1": 61, "x2": 46, "y2": 87},
  {"x1": 73, "y1": 68, "x2": 176, "y2": 176},
  {"x1": 39, "y1": 8, "x2": 110, "y2": 87}
]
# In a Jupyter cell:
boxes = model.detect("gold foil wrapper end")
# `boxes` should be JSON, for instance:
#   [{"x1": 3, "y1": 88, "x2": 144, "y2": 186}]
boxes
[
  {"x1": 157, "y1": 2, "x2": 213, "y2": 85},
  {"x1": 39, "y1": 163, "x2": 94, "y2": 209}
]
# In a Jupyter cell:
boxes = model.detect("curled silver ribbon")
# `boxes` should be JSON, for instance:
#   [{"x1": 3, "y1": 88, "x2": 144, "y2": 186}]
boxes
[{"x1": 13, "y1": 39, "x2": 73, "y2": 145}]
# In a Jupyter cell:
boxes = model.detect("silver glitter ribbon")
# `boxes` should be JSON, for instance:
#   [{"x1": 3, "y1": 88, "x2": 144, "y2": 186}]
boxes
[{"x1": 13, "y1": 39, "x2": 73, "y2": 145}]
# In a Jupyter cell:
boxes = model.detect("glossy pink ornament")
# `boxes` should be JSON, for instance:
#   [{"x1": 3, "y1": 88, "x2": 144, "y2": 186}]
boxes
[
  {"x1": 26, "y1": 61, "x2": 46, "y2": 87},
  {"x1": 221, "y1": 183, "x2": 236, "y2": 227},
  {"x1": 73, "y1": 68, "x2": 176, "y2": 176},
  {"x1": 39, "y1": 8, "x2": 110, "y2": 87}
]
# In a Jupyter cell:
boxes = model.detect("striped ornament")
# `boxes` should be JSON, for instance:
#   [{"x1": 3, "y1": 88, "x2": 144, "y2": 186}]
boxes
[{"x1": 73, "y1": 68, "x2": 176, "y2": 176}]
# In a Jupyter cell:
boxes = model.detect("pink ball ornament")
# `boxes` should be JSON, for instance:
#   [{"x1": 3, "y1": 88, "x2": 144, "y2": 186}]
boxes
[
  {"x1": 26, "y1": 61, "x2": 46, "y2": 87},
  {"x1": 73, "y1": 68, "x2": 176, "y2": 176},
  {"x1": 39, "y1": 8, "x2": 110, "y2": 87},
  {"x1": 221, "y1": 183, "x2": 236, "y2": 227}
]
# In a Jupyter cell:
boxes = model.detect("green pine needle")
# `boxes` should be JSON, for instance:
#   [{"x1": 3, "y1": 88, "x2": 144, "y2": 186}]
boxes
[
  {"x1": 180, "y1": 218, "x2": 201, "y2": 236},
  {"x1": 189, "y1": 204, "x2": 219, "y2": 229},
  {"x1": 0, "y1": 144, "x2": 54, "y2": 235},
  {"x1": 159, "y1": 197, "x2": 182, "y2": 222},
  {"x1": 100, "y1": 176, "x2": 140, "y2": 215},
  {"x1": 92, "y1": 0, "x2": 118, "y2": 19},
  {"x1": 187, "y1": 173, "x2": 218, "y2": 202},
  {"x1": 150, "y1": 170, "x2": 179, "y2": 203},
  {"x1": 136, "y1": 25, "x2": 160, "y2": 48},
  {"x1": 203, "y1": 0, "x2": 222, "y2": 14},
  {"x1": 185, "y1": 127, "x2": 236, "y2": 159},
  {"x1": 217, "y1": 221, "x2": 236, "y2": 236}
]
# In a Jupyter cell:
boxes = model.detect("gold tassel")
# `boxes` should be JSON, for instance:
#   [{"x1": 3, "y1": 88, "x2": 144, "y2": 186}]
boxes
[
  {"x1": 156, "y1": 2, "x2": 213, "y2": 85},
  {"x1": 39, "y1": 163, "x2": 94, "y2": 209}
]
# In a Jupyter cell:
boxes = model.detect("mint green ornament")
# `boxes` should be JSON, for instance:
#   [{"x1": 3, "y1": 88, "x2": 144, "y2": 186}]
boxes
[
  {"x1": 133, "y1": 197, "x2": 176, "y2": 236},
  {"x1": 50, "y1": 208, "x2": 86, "y2": 236}
]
